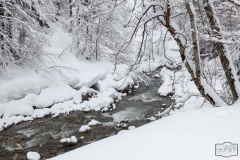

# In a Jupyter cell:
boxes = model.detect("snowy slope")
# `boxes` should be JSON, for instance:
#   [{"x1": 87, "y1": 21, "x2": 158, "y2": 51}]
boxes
[
  {"x1": 0, "y1": 26, "x2": 112, "y2": 104},
  {"x1": 49, "y1": 103, "x2": 240, "y2": 160},
  {"x1": 0, "y1": 26, "x2": 135, "y2": 131}
]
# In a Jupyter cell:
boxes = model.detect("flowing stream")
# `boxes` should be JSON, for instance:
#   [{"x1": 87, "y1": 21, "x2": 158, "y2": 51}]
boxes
[{"x1": 0, "y1": 72, "x2": 172, "y2": 160}]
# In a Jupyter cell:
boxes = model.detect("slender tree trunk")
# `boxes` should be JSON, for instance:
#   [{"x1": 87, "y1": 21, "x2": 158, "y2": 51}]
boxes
[
  {"x1": 0, "y1": 2, "x2": 4, "y2": 51},
  {"x1": 69, "y1": 0, "x2": 72, "y2": 17},
  {"x1": 95, "y1": 19, "x2": 100, "y2": 61},
  {"x1": 186, "y1": 2, "x2": 201, "y2": 78},
  {"x1": 19, "y1": 26, "x2": 26, "y2": 58}
]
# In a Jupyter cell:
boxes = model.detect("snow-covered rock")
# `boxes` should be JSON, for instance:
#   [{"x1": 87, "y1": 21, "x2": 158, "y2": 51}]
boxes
[
  {"x1": 153, "y1": 74, "x2": 160, "y2": 78},
  {"x1": 71, "y1": 136, "x2": 77, "y2": 143},
  {"x1": 60, "y1": 136, "x2": 77, "y2": 144},
  {"x1": 27, "y1": 152, "x2": 40, "y2": 160},
  {"x1": 147, "y1": 117, "x2": 156, "y2": 121},
  {"x1": 60, "y1": 139, "x2": 67, "y2": 143},
  {"x1": 133, "y1": 84, "x2": 139, "y2": 89},
  {"x1": 128, "y1": 126, "x2": 136, "y2": 130},
  {"x1": 88, "y1": 119, "x2": 101, "y2": 126},
  {"x1": 79, "y1": 125, "x2": 91, "y2": 133}
]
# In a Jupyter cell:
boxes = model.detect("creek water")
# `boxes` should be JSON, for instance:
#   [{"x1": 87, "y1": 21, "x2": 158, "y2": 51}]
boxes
[{"x1": 0, "y1": 73, "x2": 172, "y2": 160}]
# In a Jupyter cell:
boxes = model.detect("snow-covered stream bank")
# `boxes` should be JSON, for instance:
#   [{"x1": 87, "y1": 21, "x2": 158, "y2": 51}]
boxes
[
  {"x1": 0, "y1": 25, "x2": 137, "y2": 131},
  {"x1": 0, "y1": 72, "x2": 172, "y2": 159},
  {"x1": 49, "y1": 103, "x2": 240, "y2": 160}
]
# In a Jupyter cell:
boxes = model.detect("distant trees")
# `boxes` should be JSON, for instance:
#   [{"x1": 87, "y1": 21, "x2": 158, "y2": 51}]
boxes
[
  {"x1": 0, "y1": 0, "x2": 55, "y2": 77},
  {"x1": 0, "y1": 0, "x2": 130, "y2": 77},
  {"x1": 67, "y1": 0, "x2": 128, "y2": 61}
]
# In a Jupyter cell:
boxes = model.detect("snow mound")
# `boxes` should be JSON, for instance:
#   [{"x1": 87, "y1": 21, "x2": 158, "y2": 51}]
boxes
[
  {"x1": 48, "y1": 104, "x2": 240, "y2": 160},
  {"x1": 0, "y1": 68, "x2": 48, "y2": 104},
  {"x1": 34, "y1": 84, "x2": 77, "y2": 108}
]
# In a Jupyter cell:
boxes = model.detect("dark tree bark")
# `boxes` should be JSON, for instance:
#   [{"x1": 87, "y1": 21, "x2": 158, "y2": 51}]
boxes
[{"x1": 69, "y1": 0, "x2": 72, "y2": 17}]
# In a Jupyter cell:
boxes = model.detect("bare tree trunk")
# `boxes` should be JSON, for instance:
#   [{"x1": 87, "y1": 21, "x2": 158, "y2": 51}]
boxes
[
  {"x1": 19, "y1": 26, "x2": 26, "y2": 57},
  {"x1": 0, "y1": 2, "x2": 4, "y2": 51},
  {"x1": 186, "y1": 2, "x2": 201, "y2": 78},
  {"x1": 54, "y1": 1, "x2": 61, "y2": 16},
  {"x1": 95, "y1": 19, "x2": 100, "y2": 61},
  {"x1": 69, "y1": 0, "x2": 72, "y2": 17}
]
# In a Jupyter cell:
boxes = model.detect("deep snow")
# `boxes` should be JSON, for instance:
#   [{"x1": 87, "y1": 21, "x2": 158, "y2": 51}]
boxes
[{"x1": 49, "y1": 103, "x2": 240, "y2": 160}]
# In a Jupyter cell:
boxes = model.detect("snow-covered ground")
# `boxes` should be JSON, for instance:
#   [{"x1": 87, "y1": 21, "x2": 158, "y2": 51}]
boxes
[{"x1": 49, "y1": 102, "x2": 240, "y2": 160}]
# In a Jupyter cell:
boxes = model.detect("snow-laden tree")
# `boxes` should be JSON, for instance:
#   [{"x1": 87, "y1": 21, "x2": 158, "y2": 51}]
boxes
[
  {"x1": 0, "y1": 0, "x2": 55, "y2": 77},
  {"x1": 123, "y1": 0, "x2": 240, "y2": 106}
]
